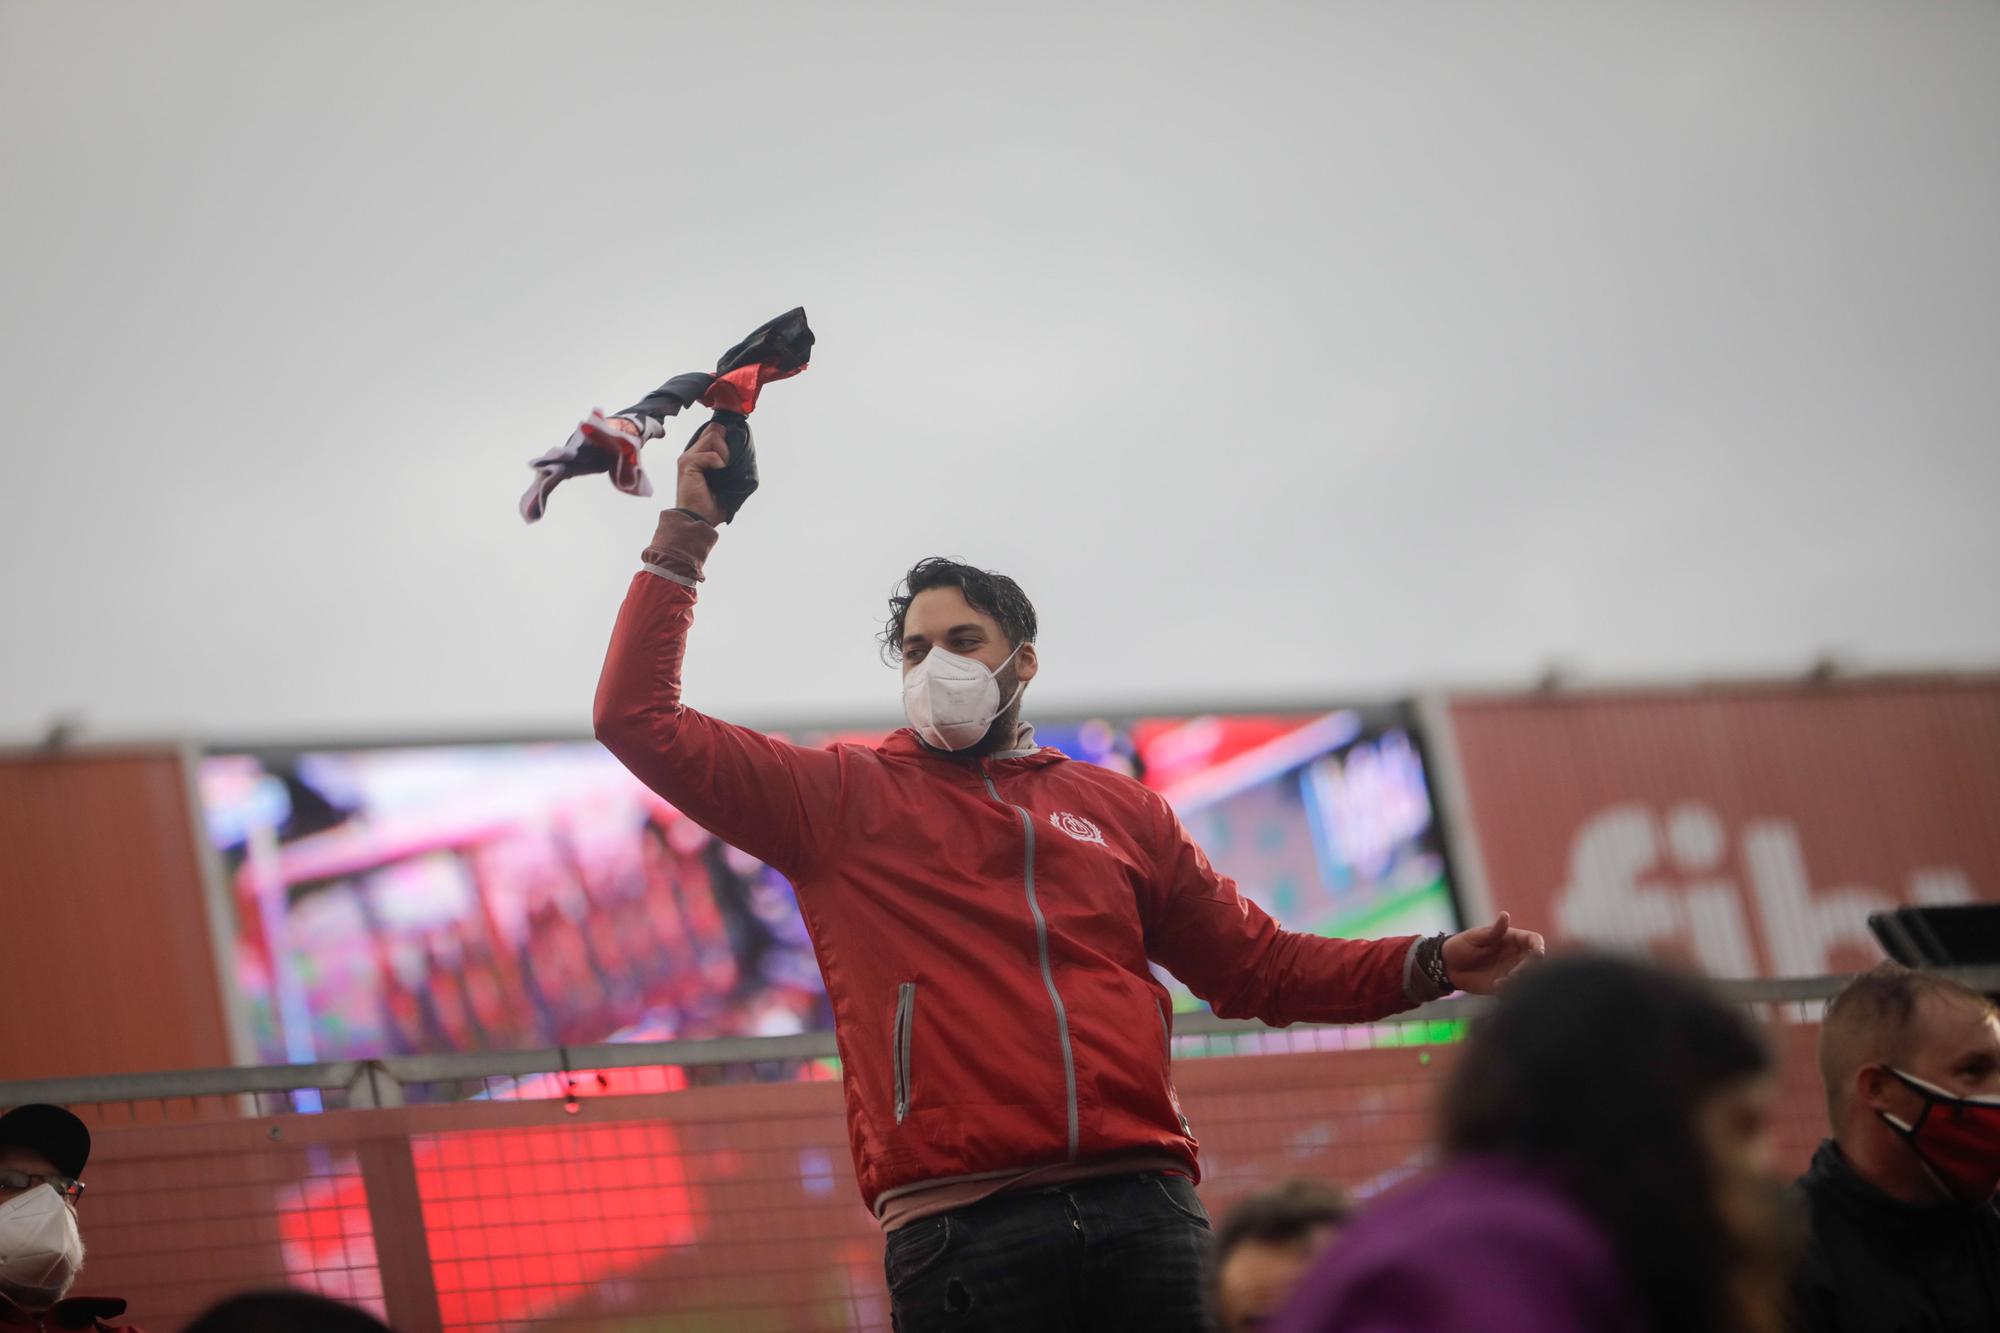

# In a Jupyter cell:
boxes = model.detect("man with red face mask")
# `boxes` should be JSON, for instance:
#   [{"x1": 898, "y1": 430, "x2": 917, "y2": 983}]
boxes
[{"x1": 1792, "y1": 963, "x2": 2000, "y2": 1331}]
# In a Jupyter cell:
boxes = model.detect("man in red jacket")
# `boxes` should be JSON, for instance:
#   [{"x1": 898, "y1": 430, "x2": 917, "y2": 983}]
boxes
[{"x1": 594, "y1": 422, "x2": 1546, "y2": 1332}]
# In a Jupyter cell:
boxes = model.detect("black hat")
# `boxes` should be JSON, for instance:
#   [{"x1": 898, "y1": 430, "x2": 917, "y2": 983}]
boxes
[{"x1": 0, "y1": 1104, "x2": 90, "y2": 1181}]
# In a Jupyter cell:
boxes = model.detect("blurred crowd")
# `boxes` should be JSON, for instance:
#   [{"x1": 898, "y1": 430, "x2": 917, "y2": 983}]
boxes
[
  {"x1": 4, "y1": 956, "x2": 1993, "y2": 1332},
  {"x1": 1221, "y1": 957, "x2": 1999, "y2": 1332},
  {"x1": 365, "y1": 822, "x2": 822, "y2": 1053}
]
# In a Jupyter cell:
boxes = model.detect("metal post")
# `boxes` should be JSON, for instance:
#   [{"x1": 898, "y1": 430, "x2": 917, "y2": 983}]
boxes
[{"x1": 355, "y1": 1135, "x2": 443, "y2": 1333}]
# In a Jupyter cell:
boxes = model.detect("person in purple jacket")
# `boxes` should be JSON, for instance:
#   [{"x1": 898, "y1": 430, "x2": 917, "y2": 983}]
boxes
[{"x1": 1274, "y1": 955, "x2": 1798, "y2": 1333}]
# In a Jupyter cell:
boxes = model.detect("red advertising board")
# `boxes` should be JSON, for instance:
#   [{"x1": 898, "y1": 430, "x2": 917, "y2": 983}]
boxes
[{"x1": 1438, "y1": 678, "x2": 2000, "y2": 976}]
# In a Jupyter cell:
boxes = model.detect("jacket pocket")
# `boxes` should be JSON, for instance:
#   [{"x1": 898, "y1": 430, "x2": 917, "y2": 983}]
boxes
[
  {"x1": 1158, "y1": 999, "x2": 1192, "y2": 1137},
  {"x1": 893, "y1": 982, "x2": 917, "y2": 1125}
]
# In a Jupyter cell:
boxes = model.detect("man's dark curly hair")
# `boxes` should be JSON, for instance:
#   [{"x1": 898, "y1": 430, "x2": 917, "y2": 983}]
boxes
[{"x1": 880, "y1": 558, "x2": 1038, "y2": 662}]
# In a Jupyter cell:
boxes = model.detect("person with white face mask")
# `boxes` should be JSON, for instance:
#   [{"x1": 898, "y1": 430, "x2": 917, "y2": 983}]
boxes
[
  {"x1": 0, "y1": 1104, "x2": 137, "y2": 1332},
  {"x1": 594, "y1": 422, "x2": 1548, "y2": 1332},
  {"x1": 898, "y1": 622, "x2": 1026, "y2": 754}
]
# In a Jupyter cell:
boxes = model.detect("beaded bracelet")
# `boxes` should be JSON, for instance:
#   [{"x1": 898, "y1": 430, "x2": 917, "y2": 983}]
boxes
[{"x1": 1419, "y1": 932, "x2": 1454, "y2": 995}]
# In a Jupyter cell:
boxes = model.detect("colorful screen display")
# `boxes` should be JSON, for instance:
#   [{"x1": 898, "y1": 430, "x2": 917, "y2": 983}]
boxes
[{"x1": 198, "y1": 709, "x2": 1458, "y2": 1064}]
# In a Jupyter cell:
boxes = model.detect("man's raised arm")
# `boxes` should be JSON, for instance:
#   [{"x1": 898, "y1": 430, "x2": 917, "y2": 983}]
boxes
[{"x1": 593, "y1": 422, "x2": 845, "y2": 882}]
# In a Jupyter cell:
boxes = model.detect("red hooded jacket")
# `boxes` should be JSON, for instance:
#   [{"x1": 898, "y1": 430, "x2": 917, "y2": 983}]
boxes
[{"x1": 594, "y1": 512, "x2": 1433, "y2": 1213}]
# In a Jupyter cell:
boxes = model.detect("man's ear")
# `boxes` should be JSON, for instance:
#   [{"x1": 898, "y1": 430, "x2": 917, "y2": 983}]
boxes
[
  {"x1": 1014, "y1": 641, "x2": 1038, "y2": 685},
  {"x1": 1856, "y1": 1064, "x2": 1901, "y2": 1115}
]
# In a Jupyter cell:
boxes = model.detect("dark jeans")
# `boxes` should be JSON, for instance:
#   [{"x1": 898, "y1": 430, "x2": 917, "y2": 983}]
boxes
[{"x1": 883, "y1": 1170, "x2": 1214, "y2": 1333}]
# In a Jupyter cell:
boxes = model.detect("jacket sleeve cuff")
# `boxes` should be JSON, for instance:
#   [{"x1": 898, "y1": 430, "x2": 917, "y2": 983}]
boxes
[
  {"x1": 1402, "y1": 935, "x2": 1450, "y2": 1004},
  {"x1": 640, "y1": 509, "x2": 719, "y2": 587}
]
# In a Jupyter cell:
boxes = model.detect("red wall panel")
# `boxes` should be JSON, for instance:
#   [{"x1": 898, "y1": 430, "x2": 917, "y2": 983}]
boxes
[
  {"x1": 1442, "y1": 678, "x2": 2000, "y2": 976},
  {"x1": 0, "y1": 748, "x2": 237, "y2": 1078}
]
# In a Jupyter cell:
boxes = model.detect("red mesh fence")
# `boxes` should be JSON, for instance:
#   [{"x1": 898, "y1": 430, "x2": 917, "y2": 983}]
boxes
[{"x1": 50, "y1": 1013, "x2": 1831, "y2": 1332}]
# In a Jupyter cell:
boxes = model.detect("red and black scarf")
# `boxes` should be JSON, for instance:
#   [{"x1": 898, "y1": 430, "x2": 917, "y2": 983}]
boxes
[{"x1": 521, "y1": 307, "x2": 814, "y2": 523}]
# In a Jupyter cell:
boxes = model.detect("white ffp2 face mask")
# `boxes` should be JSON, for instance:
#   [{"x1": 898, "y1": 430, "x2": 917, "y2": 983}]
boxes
[
  {"x1": 0, "y1": 1184, "x2": 85, "y2": 1309},
  {"x1": 902, "y1": 642, "x2": 1026, "y2": 752}
]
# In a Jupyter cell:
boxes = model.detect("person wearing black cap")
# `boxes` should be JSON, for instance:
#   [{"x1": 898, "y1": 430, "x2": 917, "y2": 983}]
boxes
[{"x1": 0, "y1": 1104, "x2": 138, "y2": 1331}]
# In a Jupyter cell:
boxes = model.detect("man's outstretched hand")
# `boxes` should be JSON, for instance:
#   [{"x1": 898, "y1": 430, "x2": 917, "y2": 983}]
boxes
[
  {"x1": 1442, "y1": 912, "x2": 1546, "y2": 994},
  {"x1": 675, "y1": 422, "x2": 731, "y2": 526}
]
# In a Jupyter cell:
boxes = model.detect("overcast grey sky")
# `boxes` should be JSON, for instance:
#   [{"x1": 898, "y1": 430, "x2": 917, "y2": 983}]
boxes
[{"x1": 3, "y1": 2, "x2": 1996, "y2": 744}]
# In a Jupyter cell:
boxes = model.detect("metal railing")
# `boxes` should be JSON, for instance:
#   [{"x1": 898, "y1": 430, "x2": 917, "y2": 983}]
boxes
[
  {"x1": 4, "y1": 968, "x2": 1993, "y2": 1333},
  {"x1": 17, "y1": 969, "x2": 1979, "y2": 1112}
]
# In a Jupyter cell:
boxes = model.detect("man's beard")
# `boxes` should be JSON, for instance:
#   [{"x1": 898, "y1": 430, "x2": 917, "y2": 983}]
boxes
[
  {"x1": 958, "y1": 664, "x2": 1025, "y2": 758},
  {"x1": 0, "y1": 1242, "x2": 82, "y2": 1312}
]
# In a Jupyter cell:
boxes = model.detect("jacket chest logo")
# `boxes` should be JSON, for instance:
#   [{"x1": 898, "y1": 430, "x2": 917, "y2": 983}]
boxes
[{"x1": 1050, "y1": 811, "x2": 1106, "y2": 846}]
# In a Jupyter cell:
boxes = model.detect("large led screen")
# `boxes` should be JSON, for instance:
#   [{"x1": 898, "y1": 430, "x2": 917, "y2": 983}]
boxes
[{"x1": 199, "y1": 708, "x2": 1459, "y2": 1064}]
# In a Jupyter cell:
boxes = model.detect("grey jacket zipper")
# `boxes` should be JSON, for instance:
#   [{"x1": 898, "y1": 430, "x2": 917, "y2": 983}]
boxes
[
  {"x1": 893, "y1": 982, "x2": 916, "y2": 1124},
  {"x1": 983, "y1": 772, "x2": 1080, "y2": 1160}
]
